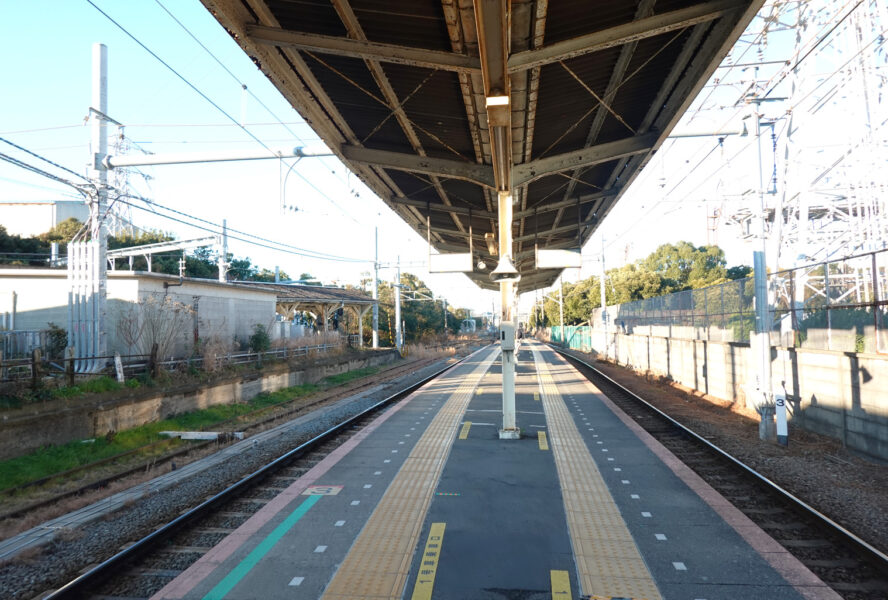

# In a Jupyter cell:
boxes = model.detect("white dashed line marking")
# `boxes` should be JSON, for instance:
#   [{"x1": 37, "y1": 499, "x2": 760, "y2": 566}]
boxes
[
  {"x1": 602, "y1": 449, "x2": 608, "y2": 452},
  {"x1": 384, "y1": 459, "x2": 391, "y2": 463},
  {"x1": 374, "y1": 471, "x2": 382, "y2": 475},
  {"x1": 607, "y1": 457, "x2": 614, "y2": 461},
  {"x1": 641, "y1": 512, "x2": 652, "y2": 518},
  {"x1": 335, "y1": 520, "x2": 345, "y2": 527},
  {"x1": 631, "y1": 494, "x2": 639, "y2": 499},
  {"x1": 288, "y1": 576, "x2": 305, "y2": 586},
  {"x1": 363, "y1": 484, "x2": 372, "y2": 489},
  {"x1": 596, "y1": 441, "x2": 603, "y2": 445},
  {"x1": 613, "y1": 468, "x2": 622, "y2": 471},
  {"x1": 673, "y1": 562, "x2": 687, "y2": 571},
  {"x1": 391, "y1": 450, "x2": 398, "y2": 453},
  {"x1": 350, "y1": 501, "x2": 360, "y2": 506},
  {"x1": 655, "y1": 533, "x2": 668, "y2": 541},
  {"x1": 314, "y1": 546, "x2": 327, "y2": 553},
  {"x1": 398, "y1": 441, "x2": 405, "y2": 445},
  {"x1": 621, "y1": 480, "x2": 630, "y2": 484}
]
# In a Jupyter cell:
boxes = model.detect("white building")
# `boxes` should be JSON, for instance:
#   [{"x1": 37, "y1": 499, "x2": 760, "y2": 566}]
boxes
[
  {"x1": 0, "y1": 269, "x2": 278, "y2": 357},
  {"x1": 0, "y1": 200, "x2": 89, "y2": 237}
]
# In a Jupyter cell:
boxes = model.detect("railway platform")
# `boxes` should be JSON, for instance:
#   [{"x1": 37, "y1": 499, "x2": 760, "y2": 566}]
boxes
[{"x1": 152, "y1": 341, "x2": 838, "y2": 600}]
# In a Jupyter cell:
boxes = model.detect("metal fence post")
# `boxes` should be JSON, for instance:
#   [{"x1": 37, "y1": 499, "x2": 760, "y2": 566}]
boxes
[
  {"x1": 31, "y1": 348, "x2": 41, "y2": 389},
  {"x1": 65, "y1": 346, "x2": 75, "y2": 386},
  {"x1": 824, "y1": 264, "x2": 832, "y2": 351},
  {"x1": 872, "y1": 251, "x2": 880, "y2": 353}
]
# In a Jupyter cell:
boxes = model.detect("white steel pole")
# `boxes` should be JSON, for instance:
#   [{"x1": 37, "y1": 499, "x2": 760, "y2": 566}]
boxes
[
  {"x1": 90, "y1": 43, "x2": 109, "y2": 364},
  {"x1": 218, "y1": 219, "x2": 228, "y2": 282},
  {"x1": 372, "y1": 227, "x2": 379, "y2": 348},
  {"x1": 600, "y1": 236, "x2": 608, "y2": 360},
  {"x1": 394, "y1": 259, "x2": 402, "y2": 352},
  {"x1": 752, "y1": 101, "x2": 782, "y2": 444},
  {"x1": 498, "y1": 190, "x2": 519, "y2": 439},
  {"x1": 558, "y1": 275, "x2": 564, "y2": 345}
]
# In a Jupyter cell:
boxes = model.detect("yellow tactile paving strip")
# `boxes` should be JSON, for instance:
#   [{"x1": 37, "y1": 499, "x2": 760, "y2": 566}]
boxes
[
  {"x1": 321, "y1": 348, "x2": 498, "y2": 600},
  {"x1": 532, "y1": 345, "x2": 662, "y2": 600}
]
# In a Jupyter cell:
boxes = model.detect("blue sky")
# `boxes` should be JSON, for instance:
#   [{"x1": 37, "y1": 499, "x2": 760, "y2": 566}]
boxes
[{"x1": 2, "y1": 1, "x2": 868, "y2": 317}]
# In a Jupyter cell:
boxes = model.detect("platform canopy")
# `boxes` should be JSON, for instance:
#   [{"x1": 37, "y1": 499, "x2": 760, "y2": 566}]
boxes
[{"x1": 203, "y1": 0, "x2": 761, "y2": 292}]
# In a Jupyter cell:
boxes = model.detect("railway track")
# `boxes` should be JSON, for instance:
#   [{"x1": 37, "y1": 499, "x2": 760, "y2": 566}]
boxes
[
  {"x1": 557, "y1": 348, "x2": 888, "y2": 600},
  {"x1": 41, "y1": 347, "x2": 482, "y2": 599},
  {"x1": 0, "y1": 353, "x2": 451, "y2": 523}
]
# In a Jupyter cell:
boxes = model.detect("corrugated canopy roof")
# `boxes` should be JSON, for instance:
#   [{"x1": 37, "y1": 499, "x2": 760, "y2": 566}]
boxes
[
  {"x1": 239, "y1": 282, "x2": 375, "y2": 305},
  {"x1": 202, "y1": 0, "x2": 761, "y2": 292}
]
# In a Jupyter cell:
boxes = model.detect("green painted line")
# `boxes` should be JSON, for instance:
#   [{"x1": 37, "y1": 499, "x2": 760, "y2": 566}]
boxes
[{"x1": 202, "y1": 494, "x2": 322, "y2": 600}]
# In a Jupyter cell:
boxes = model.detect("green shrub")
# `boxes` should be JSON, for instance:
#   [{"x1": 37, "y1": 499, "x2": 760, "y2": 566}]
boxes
[{"x1": 248, "y1": 324, "x2": 271, "y2": 353}]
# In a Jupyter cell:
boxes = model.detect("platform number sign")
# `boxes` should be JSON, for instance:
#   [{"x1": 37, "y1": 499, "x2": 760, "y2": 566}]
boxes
[
  {"x1": 302, "y1": 485, "x2": 343, "y2": 496},
  {"x1": 411, "y1": 522, "x2": 446, "y2": 600}
]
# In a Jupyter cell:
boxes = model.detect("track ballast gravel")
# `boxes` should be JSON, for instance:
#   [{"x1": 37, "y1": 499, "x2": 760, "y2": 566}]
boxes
[{"x1": 0, "y1": 355, "x2": 464, "y2": 600}]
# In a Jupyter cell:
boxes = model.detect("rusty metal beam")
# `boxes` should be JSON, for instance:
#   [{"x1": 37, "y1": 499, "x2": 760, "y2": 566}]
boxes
[
  {"x1": 246, "y1": 24, "x2": 482, "y2": 74},
  {"x1": 508, "y1": 0, "x2": 745, "y2": 72},
  {"x1": 340, "y1": 145, "x2": 495, "y2": 188},
  {"x1": 513, "y1": 133, "x2": 657, "y2": 187}
]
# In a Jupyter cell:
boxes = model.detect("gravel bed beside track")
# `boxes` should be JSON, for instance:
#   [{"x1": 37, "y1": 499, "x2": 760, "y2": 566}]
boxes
[
  {"x1": 564, "y1": 349, "x2": 888, "y2": 555},
  {"x1": 0, "y1": 353, "x2": 471, "y2": 600}
]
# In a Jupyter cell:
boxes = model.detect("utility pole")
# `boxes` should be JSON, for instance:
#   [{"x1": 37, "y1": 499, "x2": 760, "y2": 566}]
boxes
[
  {"x1": 218, "y1": 219, "x2": 228, "y2": 282},
  {"x1": 750, "y1": 96, "x2": 786, "y2": 445},
  {"x1": 69, "y1": 43, "x2": 110, "y2": 372},
  {"x1": 558, "y1": 275, "x2": 564, "y2": 345},
  {"x1": 90, "y1": 42, "x2": 109, "y2": 364},
  {"x1": 600, "y1": 236, "x2": 608, "y2": 360},
  {"x1": 394, "y1": 258, "x2": 402, "y2": 353},
  {"x1": 372, "y1": 227, "x2": 379, "y2": 348}
]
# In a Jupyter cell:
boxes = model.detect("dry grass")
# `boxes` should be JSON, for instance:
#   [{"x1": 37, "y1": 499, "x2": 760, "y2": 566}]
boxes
[
  {"x1": 405, "y1": 342, "x2": 457, "y2": 360},
  {"x1": 200, "y1": 335, "x2": 233, "y2": 373}
]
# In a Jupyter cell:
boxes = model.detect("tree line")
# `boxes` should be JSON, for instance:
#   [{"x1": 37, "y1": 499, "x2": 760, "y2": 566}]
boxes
[
  {"x1": 0, "y1": 218, "x2": 291, "y2": 282},
  {"x1": 534, "y1": 242, "x2": 751, "y2": 327},
  {"x1": 1, "y1": 218, "x2": 472, "y2": 343}
]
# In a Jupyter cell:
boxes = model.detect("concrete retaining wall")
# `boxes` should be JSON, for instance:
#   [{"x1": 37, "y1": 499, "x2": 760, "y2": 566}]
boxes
[
  {"x1": 562, "y1": 328, "x2": 888, "y2": 461},
  {"x1": 0, "y1": 350, "x2": 397, "y2": 461}
]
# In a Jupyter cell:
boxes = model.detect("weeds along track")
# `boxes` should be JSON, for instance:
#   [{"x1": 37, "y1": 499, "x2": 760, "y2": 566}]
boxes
[
  {"x1": 0, "y1": 354, "x2": 451, "y2": 523},
  {"x1": 558, "y1": 349, "x2": 888, "y2": 600},
  {"x1": 35, "y1": 348, "x2": 480, "y2": 600}
]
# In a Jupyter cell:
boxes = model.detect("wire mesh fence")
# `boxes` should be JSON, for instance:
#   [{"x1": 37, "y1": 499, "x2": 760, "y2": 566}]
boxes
[
  {"x1": 598, "y1": 248, "x2": 888, "y2": 353},
  {"x1": 0, "y1": 338, "x2": 348, "y2": 384}
]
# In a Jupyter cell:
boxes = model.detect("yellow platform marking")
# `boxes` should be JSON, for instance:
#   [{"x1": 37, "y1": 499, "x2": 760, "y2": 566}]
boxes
[
  {"x1": 476, "y1": 386, "x2": 484, "y2": 395},
  {"x1": 534, "y1": 391, "x2": 540, "y2": 402},
  {"x1": 459, "y1": 422, "x2": 472, "y2": 440},
  {"x1": 550, "y1": 570, "x2": 572, "y2": 599},
  {"x1": 410, "y1": 522, "x2": 446, "y2": 600},
  {"x1": 533, "y1": 346, "x2": 662, "y2": 600},
  {"x1": 321, "y1": 348, "x2": 499, "y2": 600},
  {"x1": 538, "y1": 431, "x2": 549, "y2": 450}
]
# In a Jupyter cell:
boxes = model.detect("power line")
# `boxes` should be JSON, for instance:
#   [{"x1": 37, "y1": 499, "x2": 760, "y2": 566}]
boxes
[
  {"x1": 149, "y1": 0, "x2": 357, "y2": 212},
  {"x1": 0, "y1": 137, "x2": 91, "y2": 183},
  {"x1": 0, "y1": 151, "x2": 90, "y2": 195},
  {"x1": 115, "y1": 195, "x2": 369, "y2": 263}
]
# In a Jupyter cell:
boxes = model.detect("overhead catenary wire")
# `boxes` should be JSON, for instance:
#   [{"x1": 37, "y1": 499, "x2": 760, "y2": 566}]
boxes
[
  {"x1": 115, "y1": 195, "x2": 369, "y2": 263},
  {"x1": 86, "y1": 0, "x2": 358, "y2": 222},
  {"x1": 150, "y1": 0, "x2": 357, "y2": 207}
]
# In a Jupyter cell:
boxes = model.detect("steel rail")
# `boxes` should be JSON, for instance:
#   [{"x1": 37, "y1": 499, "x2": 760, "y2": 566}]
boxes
[
  {"x1": 555, "y1": 346, "x2": 888, "y2": 574},
  {"x1": 1, "y1": 355, "x2": 440, "y2": 521},
  {"x1": 44, "y1": 345, "x2": 488, "y2": 599}
]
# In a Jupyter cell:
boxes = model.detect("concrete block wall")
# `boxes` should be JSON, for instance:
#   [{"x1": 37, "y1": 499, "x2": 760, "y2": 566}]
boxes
[
  {"x1": 0, "y1": 350, "x2": 397, "y2": 461},
  {"x1": 571, "y1": 328, "x2": 888, "y2": 461}
]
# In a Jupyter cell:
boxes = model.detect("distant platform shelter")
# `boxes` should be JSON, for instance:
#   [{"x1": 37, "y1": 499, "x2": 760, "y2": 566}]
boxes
[{"x1": 239, "y1": 283, "x2": 377, "y2": 345}]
